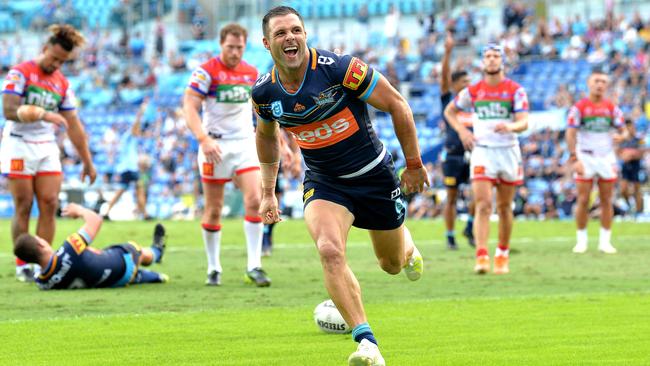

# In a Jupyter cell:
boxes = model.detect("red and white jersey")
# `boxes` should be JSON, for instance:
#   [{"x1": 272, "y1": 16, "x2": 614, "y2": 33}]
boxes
[
  {"x1": 187, "y1": 57, "x2": 258, "y2": 139},
  {"x1": 454, "y1": 78, "x2": 528, "y2": 147},
  {"x1": 567, "y1": 98, "x2": 624, "y2": 155},
  {"x1": 1, "y1": 61, "x2": 76, "y2": 141}
]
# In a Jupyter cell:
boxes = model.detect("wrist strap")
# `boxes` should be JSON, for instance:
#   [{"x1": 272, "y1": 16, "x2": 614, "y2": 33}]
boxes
[{"x1": 405, "y1": 157, "x2": 423, "y2": 170}]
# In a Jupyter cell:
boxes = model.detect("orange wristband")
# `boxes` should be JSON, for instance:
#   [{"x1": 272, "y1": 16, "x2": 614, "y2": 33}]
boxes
[{"x1": 406, "y1": 157, "x2": 423, "y2": 170}]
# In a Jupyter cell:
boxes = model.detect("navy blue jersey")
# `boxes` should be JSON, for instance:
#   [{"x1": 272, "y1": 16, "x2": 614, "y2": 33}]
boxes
[
  {"x1": 441, "y1": 91, "x2": 473, "y2": 155},
  {"x1": 36, "y1": 233, "x2": 135, "y2": 290},
  {"x1": 252, "y1": 49, "x2": 384, "y2": 177},
  {"x1": 620, "y1": 135, "x2": 644, "y2": 150}
]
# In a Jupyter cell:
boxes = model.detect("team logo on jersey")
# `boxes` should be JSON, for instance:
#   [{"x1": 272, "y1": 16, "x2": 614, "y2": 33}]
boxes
[
  {"x1": 255, "y1": 73, "x2": 271, "y2": 86},
  {"x1": 66, "y1": 233, "x2": 87, "y2": 255},
  {"x1": 216, "y1": 85, "x2": 251, "y2": 103},
  {"x1": 390, "y1": 187, "x2": 401, "y2": 200},
  {"x1": 10, "y1": 159, "x2": 24, "y2": 172},
  {"x1": 25, "y1": 85, "x2": 62, "y2": 110},
  {"x1": 474, "y1": 166, "x2": 486, "y2": 175},
  {"x1": 271, "y1": 101, "x2": 283, "y2": 118},
  {"x1": 293, "y1": 102, "x2": 306, "y2": 112},
  {"x1": 203, "y1": 162, "x2": 214, "y2": 176},
  {"x1": 474, "y1": 101, "x2": 511, "y2": 119},
  {"x1": 317, "y1": 56, "x2": 335, "y2": 65},
  {"x1": 286, "y1": 108, "x2": 359, "y2": 149},
  {"x1": 312, "y1": 90, "x2": 337, "y2": 107},
  {"x1": 303, "y1": 188, "x2": 315, "y2": 202},
  {"x1": 342, "y1": 58, "x2": 368, "y2": 91}
]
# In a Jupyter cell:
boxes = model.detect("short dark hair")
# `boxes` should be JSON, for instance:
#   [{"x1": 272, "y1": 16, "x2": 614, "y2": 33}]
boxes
[
  {"x1": 262, "y1": 6, "x2": 304, "y2": 38},
  {"x1": 220, "y1": 23, "x2": 248, "y2": 44},
  {"x1": 47, "y1": 24, "x2": 85, "y2": 52},
  {"x1": 591, "y1": 67, "x2": 607, "y2": 76},
  {"x1": 451, "y1": 70, "x2": 468, "y2": 83},
  {"x1": 14, "y1": 233, "x2": 41, "y2": 264}
]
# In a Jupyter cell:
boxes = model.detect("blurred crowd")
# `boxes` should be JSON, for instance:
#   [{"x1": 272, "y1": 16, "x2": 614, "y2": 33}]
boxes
[{"x1": 0, "y1": 1, "x2": 648, "y2": 219}]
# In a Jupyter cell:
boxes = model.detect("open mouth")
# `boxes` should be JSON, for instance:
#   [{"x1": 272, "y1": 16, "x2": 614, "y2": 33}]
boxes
[{"x1": 283, "y1": 46, "x2": 298, "y2": 57}]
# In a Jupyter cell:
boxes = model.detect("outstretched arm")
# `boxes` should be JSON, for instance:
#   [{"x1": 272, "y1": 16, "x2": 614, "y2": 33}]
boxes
[
  {"x1": 440, "y1": 32, "x2": 454, "y2": 95},
  {"x1": 61, "y1": 203, "x2": 102, "y2": 243},
  {"x1": 364, "y1": 74, "x2": 429, "y2": 194}
]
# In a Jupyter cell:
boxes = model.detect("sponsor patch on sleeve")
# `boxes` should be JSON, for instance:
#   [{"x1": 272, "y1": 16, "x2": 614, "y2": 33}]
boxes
[
  {"x1": 342, "y1": 58, "x2": 368, "y2": 91},
  {"x1": 66, "y1": 233, "x2": 87, "y2": 255},
  {"x1": 303, "y1": 188, "x2": 315, "y2": 202}
]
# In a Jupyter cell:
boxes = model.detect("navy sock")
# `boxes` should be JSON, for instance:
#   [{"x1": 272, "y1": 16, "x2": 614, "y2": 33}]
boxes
[
  {"x1": 352, "y1": 322, "x2": 377, "y2": 345},
  {"x1": 151, "y1": 246, "x2": 162, "y2": 263},
  {"x1": 133, "y1": 269, "x2": 164, "y2": 284}
]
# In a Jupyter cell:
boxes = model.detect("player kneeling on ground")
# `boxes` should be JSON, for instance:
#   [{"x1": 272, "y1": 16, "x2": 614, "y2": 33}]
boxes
[{"x1": 13, "y1": 203, "x2": 168, "y2": 290}]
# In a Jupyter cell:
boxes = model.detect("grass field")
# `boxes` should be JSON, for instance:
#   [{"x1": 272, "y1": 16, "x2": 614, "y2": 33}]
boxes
[{"x1": 1, "y1": 218, "x2": 649, "y2": 365}]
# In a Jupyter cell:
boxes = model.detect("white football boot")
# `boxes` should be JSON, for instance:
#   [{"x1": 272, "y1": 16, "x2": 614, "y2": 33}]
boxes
[
  {"x1": 403, "y1": 246, "x2": 423, "y2": 281},
  {"x1": 348, "y1": 339, "x2": 386, "y2": 366},
  {"x1": 572, "y1": 242, "x2": 588, "y2": 254},
  {"x1": 598, "y1": 243, "x2": 617, "y2": 254}
]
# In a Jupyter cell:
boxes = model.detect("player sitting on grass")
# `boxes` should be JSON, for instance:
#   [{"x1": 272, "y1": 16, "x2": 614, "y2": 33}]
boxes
[{"x1": 13, "y1": 203, "x2": 168, "y2": 290}]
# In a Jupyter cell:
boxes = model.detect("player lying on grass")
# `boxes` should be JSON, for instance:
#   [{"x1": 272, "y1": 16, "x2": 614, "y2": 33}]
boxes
[{"x1": 13, "y1": 203, "x2": 168, "y2": 290}]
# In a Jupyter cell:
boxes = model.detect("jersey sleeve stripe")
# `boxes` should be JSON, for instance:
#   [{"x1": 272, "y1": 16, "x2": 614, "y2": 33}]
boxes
[
  {"x1": 188, "y1": 85, "x2": 207, "y2": 95},
  {"x1": 59, "y1": 106, "x2": 76, "y2": 111},
  {"x1": 78, "y1": 228, "x2": 92, "y2": 244},
  {"x1": 359, "y1": 72, "x2": 379, "y2": 102},
  {"x1": 271, "y1": 66, "x2": 277, "y2": 83},
  {"x1": 2, "y1": 90, "x2": 23, "y2": 96}
]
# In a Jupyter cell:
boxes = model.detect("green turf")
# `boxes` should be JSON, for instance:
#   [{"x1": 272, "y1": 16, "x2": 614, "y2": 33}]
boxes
[{"x1": 1, "y1": 219, "x2": 649, "y2": 365}]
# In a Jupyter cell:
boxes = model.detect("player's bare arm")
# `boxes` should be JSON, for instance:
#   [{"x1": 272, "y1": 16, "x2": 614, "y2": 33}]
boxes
[
  {"x1": 495, "y1": 111, "x2": 528, "y2": 134},
  {"x1": 2, "y1": 93, "x2": 68, "y2": 128},
  {"x1": 440, "y1": 32, "x2": 454, "y2": 95},
  {"x1": 565, "y1": 127, "x2": 585, "y2": 176},
  {"x1": 183, "y1": 89, "x2": 222, "y2": 163},
  {"x1": 61, "y1": 110, "x2": 97, "y2": 184},
  {"x1": 365, "y1": 74, "x2": 429, "y2": 193},
  {"x1": 444, "y1": 98, "x2": 475, "y2": 150},
  {"x1": 256, "y1": 117, "x2": 282, "y2": 223},
  {"x1": 61, "y1": 203, "x2": 102, "y2": 242}
]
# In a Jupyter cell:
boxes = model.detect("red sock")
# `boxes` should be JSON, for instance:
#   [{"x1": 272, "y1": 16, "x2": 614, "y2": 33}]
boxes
[
  {"x1": 498, "y1": 244, "x2": 509, "y2": 252},
  {"x1": 16, "y1": 258, "x2": 27, "y2": 266},
  {"x1": 476, "y1": 247, "x2": 488, "y2": 257}
]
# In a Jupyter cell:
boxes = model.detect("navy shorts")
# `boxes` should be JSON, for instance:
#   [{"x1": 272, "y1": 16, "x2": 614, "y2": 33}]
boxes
[
  {"x1": 105, "y1": 242, "x2": 142, "y2": 287},
  {"x1": 119, "y1": 171, "x2": 139, "y2": 189},
  {"x1": 302, "y1": 158, "x2": 406, "y2": 230},
  {"x1": 441, "y1": 153, "x2": 470, "y2": 188},
  {"x1": 621, "y1": 160, "x2": 642, "y2": 183}
]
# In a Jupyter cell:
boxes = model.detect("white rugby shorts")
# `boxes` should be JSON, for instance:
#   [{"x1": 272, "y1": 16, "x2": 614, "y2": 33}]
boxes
[
  {"x1": 0, "y1": 135, "x2": 61, "y2": 178},
  {"x1": 198, "y1": 137, "x2": 260, "y2": 184},
  {"x1": 470, "y1": 145, "x2": 523, "y2": 185},
  {"x1": 575, "y1": 150, "x2": 617, "y2": 183}
]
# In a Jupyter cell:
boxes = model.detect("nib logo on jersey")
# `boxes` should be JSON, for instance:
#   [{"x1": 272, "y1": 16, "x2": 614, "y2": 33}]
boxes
[
  {"x1": 474, "y1": 101, "x2": 512, "y2": 119},
  {"x1": 216, "y1": 85, "x2": 252, "y2": 104},
  {"x1": 25, "y1": 85, "x2": 61, "y2": 110}
]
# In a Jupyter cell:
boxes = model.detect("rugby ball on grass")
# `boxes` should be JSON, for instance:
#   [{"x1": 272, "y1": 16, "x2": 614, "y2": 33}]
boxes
[{"x1": 313, "y1": 299, "x2": 351, "y2": 334}]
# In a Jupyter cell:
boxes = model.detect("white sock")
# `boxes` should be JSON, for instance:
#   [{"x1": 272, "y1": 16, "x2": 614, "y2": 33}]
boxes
[
  {"x1": 244, "y1": 218, "x2": 263, "y2": 271},
  {"x1": 599, "y1": 227, "x2": 611, "y2": 247},
  {"x1": 202, "y1": 227, "x2": 222, "y2": 273},
  {"x1": 495, "y1": 247, "x2": 509, "y2": 257},
  {"x1": 577, "y1": 229, "x2": 588, "y2": 246}
]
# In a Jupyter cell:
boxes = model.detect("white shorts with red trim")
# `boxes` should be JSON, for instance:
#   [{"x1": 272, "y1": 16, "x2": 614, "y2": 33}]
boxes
[
  {"x1": 470, "y1": 145, "x2": 523, "y2": 185},
  {"x1": 198, "y1": 137, "x2": 260, "y2": 184},
  {"x1": 0, "y1": 135, "x2": 61, "y2": 178},
  {"x1": 575, "y1": 150, "x2": 617, "y2": 182}
]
